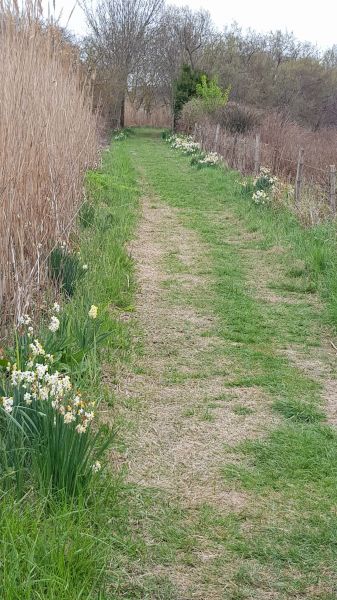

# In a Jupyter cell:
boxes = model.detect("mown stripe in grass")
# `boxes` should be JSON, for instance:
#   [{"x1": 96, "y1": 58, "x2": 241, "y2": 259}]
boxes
[{"x1": 121, "y1": 128, "x2": 337, "y2": 597}]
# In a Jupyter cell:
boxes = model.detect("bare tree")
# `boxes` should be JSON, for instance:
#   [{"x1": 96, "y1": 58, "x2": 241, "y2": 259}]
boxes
[
  {"x1": 142, "y1": 6, "x2": 213, "y2": 126},
  {"x1": 81, "y1": 0, "x2": 163, "y2": 127}
]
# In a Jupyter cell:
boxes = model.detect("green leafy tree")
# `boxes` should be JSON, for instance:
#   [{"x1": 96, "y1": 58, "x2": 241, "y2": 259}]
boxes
[
  {"x1": 196, "y1": 75, "x2": 231, "y2": 112},
  {"x1": 173, "y1": 64, "x2": 205, "y2": 128}
]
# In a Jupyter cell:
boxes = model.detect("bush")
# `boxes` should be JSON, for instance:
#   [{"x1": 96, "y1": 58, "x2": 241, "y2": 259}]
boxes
[
  {"x1": 178, "y1": 97, "x2": 207, "y2": 131},
  {"x1": 173, "y1": 64, "x2": 204, "y2": 127},
  {"x1": 215, "y1": 102, "x2": 260, "y2": 134},
  {"x1": 196, "y1": 75, "x2": 230, "y2": 113}
]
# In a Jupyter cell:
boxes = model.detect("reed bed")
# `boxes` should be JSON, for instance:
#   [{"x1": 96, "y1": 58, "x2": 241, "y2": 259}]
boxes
[
  {"x1": 0, "y1": 2, "x2": 98, "y2": 330},
  {"x1": 125, "y1": 98, "x2": 171, "y2": 128}
]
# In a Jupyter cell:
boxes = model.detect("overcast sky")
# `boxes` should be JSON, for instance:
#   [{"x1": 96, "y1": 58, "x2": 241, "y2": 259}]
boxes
[{"x1": 46, "y1": 0, "x2": 337, "y2": 50}]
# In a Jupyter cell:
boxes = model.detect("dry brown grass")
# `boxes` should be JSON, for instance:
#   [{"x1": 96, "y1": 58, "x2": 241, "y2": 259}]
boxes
[
  {"x1": 0, "y1": 1, "x2": 99, "y2": 328},
  {"x1": 125, "y1": 97, "x2": 171, "y2": 128},
  {"x1": 115, "y1": 193, "x2": 279, "y2": 510}
]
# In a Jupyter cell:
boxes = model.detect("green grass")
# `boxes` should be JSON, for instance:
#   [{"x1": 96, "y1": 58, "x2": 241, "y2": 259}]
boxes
[
  {"x1": 0, "y1": 141, "x2": 141, "y2": 598},
  {"x1": 112, "y1": 128, "x2": 337, "y2": 597},
  {"x1": 5, "y1": 128, "x2": 337, "y2": 598}
]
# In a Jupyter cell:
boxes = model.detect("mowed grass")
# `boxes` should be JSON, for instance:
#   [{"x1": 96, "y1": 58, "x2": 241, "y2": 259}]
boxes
[{"x1": 117, "y1": 129, "x2": 337, "y2": 598}]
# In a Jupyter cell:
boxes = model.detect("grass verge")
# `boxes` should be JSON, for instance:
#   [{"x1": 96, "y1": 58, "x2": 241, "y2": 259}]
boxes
[{"x1": 0, "y1": 139, "x2": 139, "y2": 599}]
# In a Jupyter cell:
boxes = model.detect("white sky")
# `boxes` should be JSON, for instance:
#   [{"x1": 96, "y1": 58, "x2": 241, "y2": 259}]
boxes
[{"x1": 45, "y1": 0, "x2": 337, "y2": 49}]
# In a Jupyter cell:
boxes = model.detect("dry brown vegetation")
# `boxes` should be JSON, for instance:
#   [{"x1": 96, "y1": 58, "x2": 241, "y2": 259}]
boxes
[
  {"x1": 181, "y1": 106, "x2": 336, "y2": 180},
  {"x1": 179, "y1": 106, "x2": 337, "y2": 223},
  {"x1": 125, "y1": 98, "x2": 171, "y2": 128},
  {"x1": 0, "y1": 2, "x2": 98, "y2": 327}
]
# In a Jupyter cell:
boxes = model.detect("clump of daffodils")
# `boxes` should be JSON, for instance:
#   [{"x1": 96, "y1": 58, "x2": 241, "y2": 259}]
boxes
[
  {"x1": 3, "y1": 339, "x2": 96, "y2": 434},
  {"x1": 166, "y1": 134, "x2": 201, "y2": 155},
  {"x1": 88, "y1": 305, "x2": 98, "y2": 319},
  {"x1": 252, "y1": 166, "x2": 278, "y2": 205},
  {"x1": 166, "y1": 134, "x2": 221, "y2": 168},
  {"x1": 5, "y1": 305, "x2": 98, "y2": 435},
  {"x1": 53, "y1": 302, "x2": 61, "y2": 314},
  {"x1": 114, "y1": 131, "x2": 127, "y2": 141},
  {"x1": 18, "y1": 314, "x2": 32, "y2": 327},
  {"x1": 48, "y1": 315, "x2": 60, "y2": 333},
  {"x1": 252, "y1": 189, "x2": 269, "y2": 205},
  {"x1": 192, "y1": 151, "x2": 221, "y2": 168},
  {"x1": 92, "y1": 460, "x2": 101, "y2": 473},
  {"x1": 1, "y1": 396, "x2": 13, "y2": 413}
]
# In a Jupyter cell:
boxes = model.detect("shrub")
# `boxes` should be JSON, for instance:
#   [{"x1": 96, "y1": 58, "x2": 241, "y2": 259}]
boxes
[
  {"x1": 178, "y1": 97, "x2": 207, "y2": 131},
  {"x1": 196, "y1": 75, "x2": 231, "y2": 113},
  {"x1": 173, "y1": 64, "x2": 204, "y2": 127},
  {"x1": 215, "y1": 102, "x2": 260, "y2": 134}
]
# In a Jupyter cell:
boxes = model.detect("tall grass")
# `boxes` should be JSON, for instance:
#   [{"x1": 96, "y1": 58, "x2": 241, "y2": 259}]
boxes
[
  {"x1": 0, "y1": 1, "x2": 98, "y2": 329},
  {"x1": 125, "y1": 97, "x2": 172, "y2": 128}
]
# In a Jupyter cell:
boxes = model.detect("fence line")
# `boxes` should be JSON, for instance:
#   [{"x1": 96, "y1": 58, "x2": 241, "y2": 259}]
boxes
[{"x1": 191, "y1": 122, "x2": 336, "y2": 217}]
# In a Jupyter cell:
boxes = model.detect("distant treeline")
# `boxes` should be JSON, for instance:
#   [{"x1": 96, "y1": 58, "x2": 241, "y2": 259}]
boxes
[{"x1": 81, "y1": 1, "x2": 337, "y2": 131}]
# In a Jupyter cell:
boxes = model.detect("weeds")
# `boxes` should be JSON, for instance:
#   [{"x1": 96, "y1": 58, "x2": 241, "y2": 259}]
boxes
[{"x1": 49, "y1": 245, "x2": 86, "y2": 297}]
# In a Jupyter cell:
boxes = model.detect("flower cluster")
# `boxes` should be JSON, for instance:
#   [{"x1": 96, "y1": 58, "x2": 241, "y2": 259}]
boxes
[
  {"x1": 166, "y1": 134, "x2": 221, "y2": 168},
  {"x1": 192, "y1": 151, "x2": 221, "y2": 167},
  {"x1": 166, "y1": 134, "x2": 201, "y2": 155},
  {"x1": 114, "y1": 131, "x2": 127, "y2": 141},
  {"x1": 49, "y1": 315, "x2": 60, "y2": 333},
  {"x1": 18, "y1": 314, "x2": 32, "y2": 327},
  {"x1": 252, "y1": 166, "x2": 278, "y2": 204},
  {"x1": 88, "y1": 305, "x2": 98, "y2": 319},
  {"x1": 92, "y1": 460, "x2": 102, "y2": 473},
  {"x1": 253, "y1": 166, "x2": 278, "y2": 189},
  {"x1": 3, "y1": 306, "x2": 99, "y2": 434},
  {"x1": 3, "y1": 339, "x2": 96, "y2": 433},
  {"x1": 252, "y1": 189, "x2": 269, "y2": 205},
  {"x1": 1, "y1": 396, "x2": 13, "y2": 413}
]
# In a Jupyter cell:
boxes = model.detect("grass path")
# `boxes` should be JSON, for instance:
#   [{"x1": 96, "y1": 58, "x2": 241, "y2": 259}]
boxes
[{"x1": 109, "y1": 129, "x2": 337, "y2": 599}]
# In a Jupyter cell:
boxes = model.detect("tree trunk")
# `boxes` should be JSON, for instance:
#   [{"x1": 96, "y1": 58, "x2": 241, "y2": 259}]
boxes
[{"x1": 120, "y1": 94, "x2": 125, "y2": 128}]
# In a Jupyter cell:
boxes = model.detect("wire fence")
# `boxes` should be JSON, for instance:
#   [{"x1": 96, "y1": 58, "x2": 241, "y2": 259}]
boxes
[{"x1": 192, "y1": 121, "x2": 336, "y2": 224}]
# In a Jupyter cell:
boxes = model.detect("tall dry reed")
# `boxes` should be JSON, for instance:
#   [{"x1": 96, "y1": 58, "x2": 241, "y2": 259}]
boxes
[
  {"x1": 125, "y1": 98, "x2": 171, "y2": 128},
  {"x1": 0, "y1": 1, "x2": 98, "y2": 329}
]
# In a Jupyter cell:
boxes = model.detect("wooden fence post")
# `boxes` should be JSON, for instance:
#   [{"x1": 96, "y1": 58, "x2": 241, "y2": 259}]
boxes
[
  {"x1": 231, "y1": 134, "x2": 238, "y2": 168},
  {"x1": 330, "y1": 164, "x2": 336, "y2": 215},
  {"x1": 254, "y1": 134, "x2": 260, "y2": 175},
  {"x1": 240, "y1": 139, "x2": 246, "y2": 172},
  {"x1": 295, "y1": 148, "x2": 304, "y2": 205},
  {"x1": 193, "y1": 122, "x2": 198, "y2": 139},
  {"x1": 214, "y1": 123, "x2": 220, "y2": 150}
]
